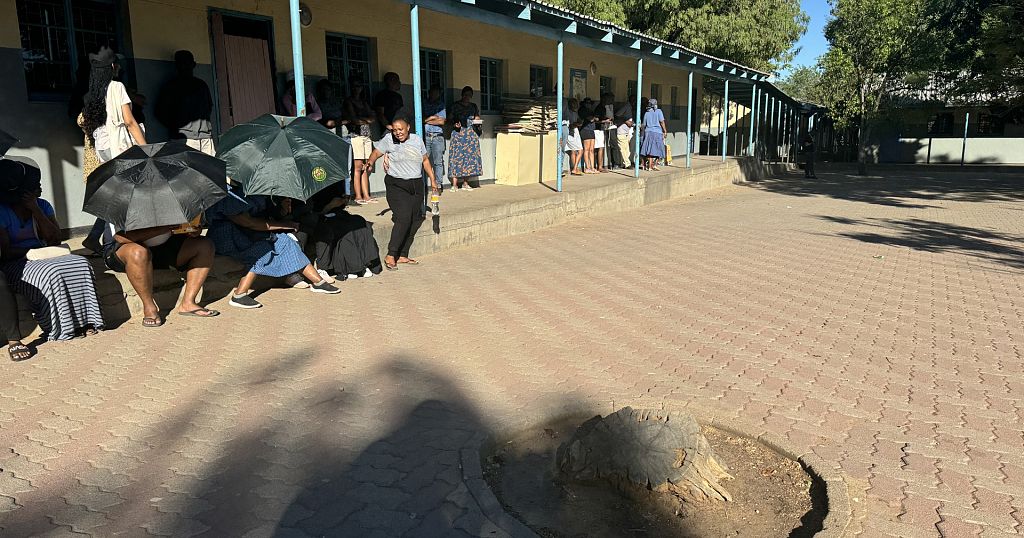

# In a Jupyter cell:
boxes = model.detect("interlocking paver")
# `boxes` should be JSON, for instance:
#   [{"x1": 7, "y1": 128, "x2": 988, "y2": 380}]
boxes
[{"x1": 1, "y1": 165, "x2": 1022, "y2": 536}]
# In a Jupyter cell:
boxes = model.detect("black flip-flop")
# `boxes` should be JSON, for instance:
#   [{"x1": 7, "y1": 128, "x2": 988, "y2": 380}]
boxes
[
  {"x1": 8, "y1": 343, "x2": 32, "y2": 362},
  {"x1": 178, "y1": 308, "x2": 220, "y2": 318}
]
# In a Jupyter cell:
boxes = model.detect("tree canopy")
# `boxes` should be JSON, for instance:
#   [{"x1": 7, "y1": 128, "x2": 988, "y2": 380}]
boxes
[
  {"x1": 547, "y1": 0, "x2": 809, "y2": 72},
  {"x1": 776, "y1": 66, "x2": 822, "y2": 104}
]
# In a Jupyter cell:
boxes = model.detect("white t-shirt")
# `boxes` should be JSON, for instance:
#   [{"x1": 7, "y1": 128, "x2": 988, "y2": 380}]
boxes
[
  {"x1": 617, "y1": 123, "x2": 634, "y2": 137},
  {"x1": 93, "y1": 81, "x2": 132, "y2": 153}
]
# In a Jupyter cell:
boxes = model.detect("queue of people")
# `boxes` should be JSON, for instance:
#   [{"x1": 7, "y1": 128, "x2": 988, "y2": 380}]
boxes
[
  {"x1": 2, "y1": 49, "x2": 501, "y2": 361},
  {"x1": 562, "y1": 94, "x2": 670, "y2": 173}
]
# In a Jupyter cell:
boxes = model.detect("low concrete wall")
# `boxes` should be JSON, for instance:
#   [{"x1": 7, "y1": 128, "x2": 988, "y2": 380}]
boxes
[
  {"x1": 15, "y1": 158, "x2": 789, "y2": 333},
  {"x1": 881, "y1": 137, "x2": 1024, "y2": 165},
  {"x1": 390, "y1": 157, "x2": 791, "y2": 260}
]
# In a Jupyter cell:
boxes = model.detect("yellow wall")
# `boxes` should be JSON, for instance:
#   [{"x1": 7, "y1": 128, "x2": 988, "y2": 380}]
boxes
[
  {"x1": 126, "y1": 0, "x2": 698, "y2": 106},
  {"x1": 1, "y1": 0, "x2": 19, "y2": 48}
]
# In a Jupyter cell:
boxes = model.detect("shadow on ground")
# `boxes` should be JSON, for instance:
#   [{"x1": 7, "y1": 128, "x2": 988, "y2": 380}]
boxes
[
  {"x1": 816, "y1": 215, "x2": 1024, "y2": 271},
  {"x1": 747, "y1": 164, "x2": 1024, "y2": 208}
]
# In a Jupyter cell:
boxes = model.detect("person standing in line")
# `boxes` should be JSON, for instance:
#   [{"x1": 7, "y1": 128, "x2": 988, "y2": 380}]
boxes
[
  {"x1": 365, "y1": 117, "x2": 440, "y2": 270},
  {"x1": 79, "y1": 46, "x2": 147, "y2": 254},
  {"x1": 373, "y1": 72, "x2": 405, "y2": 132},
  {"x1": 447, "y1": 87, "x2": 483, "y2": 191},
  {"x1": 282, "y1": 71, "x2": 322, "y2": 121},
  {"x1": 422, "y1": 84, "x2": 447, "y2": 191},
  {"x1": 564, "y1": 98, "x2": 583, "y2": 176},
  {"x1": 600, "y1": 93, "x2": 621, "y2": 169},
  {"x1": 578, "y1": 98, "x2": 598, "y2": 174},
  {"x1": 593, "y1": 100, "x2": 609, "y2": 173},
  {"x1": 316, "y1": 79, "x2": 345, "y2": 131},
  {"x1": 155, "y1": 50, "x2": 215, "y2": 155},
  {"x1": 800, "y1": 135, "x2": 818, "y2": 179},
  {"x1": 343, "y1": 80, "x2": 378, "y2": 205},
  {"x1": 640, "y1": 98, "x2": 667, "y2": 171},
  {"x1": 617, "y1": 118, "x2": 634, "y2": 169}
]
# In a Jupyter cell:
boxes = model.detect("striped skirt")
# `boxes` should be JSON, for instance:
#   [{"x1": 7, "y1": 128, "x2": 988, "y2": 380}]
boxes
[{"x1": 1, "y1": 255, "x2": 104, "y2": 341}]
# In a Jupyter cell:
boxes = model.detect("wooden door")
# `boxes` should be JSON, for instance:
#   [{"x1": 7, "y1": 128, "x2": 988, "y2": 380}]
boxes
[{"x1": 223, "y1": 36, "x2": 275, "y2": 126}]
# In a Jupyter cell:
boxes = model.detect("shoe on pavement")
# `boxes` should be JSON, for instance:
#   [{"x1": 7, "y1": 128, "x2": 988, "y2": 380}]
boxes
[
  {"x1": 285, "y1": 273, "x2": 310, "y2": 288},
  {"x1": 229, "y1": 292, "x2": 263, "y2": 309},
  {"x1": 461, "y1": 184, "x2": 474, "y2": 191},
  {"x1": 310, "y1": 280, "x2": 341, "y2": 294},
  {"x1": 316, "y1": 268, "x2": 336, "y2": 284}
]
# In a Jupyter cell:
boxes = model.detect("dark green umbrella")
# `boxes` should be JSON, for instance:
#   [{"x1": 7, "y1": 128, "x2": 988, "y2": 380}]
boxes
[
  {"x1": 0, "y1": 128, "x2": 17, "y2": 157},
  {"x1": 217, "y1": 114, "x2": 350, "y2": 201},
  {"x1": 84, "y1": 142, "x2": 227, "y2": 231}
]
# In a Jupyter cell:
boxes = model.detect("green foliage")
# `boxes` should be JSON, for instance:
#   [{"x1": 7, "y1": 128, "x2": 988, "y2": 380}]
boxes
[
  {"x1": 818, "y1": 0, "x2": 928, "y2": 172},
  {"x1": 776, "y1": 66, "x2": 822, "y2": 104},
  {"x1": 547, "y1": 0, "x2": 809, "y2": 73}
]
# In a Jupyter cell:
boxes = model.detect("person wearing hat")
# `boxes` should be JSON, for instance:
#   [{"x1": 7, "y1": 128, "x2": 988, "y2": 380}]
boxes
[
  {"x1": 0, "y1": 160, "x2": 104, "y2": 343},
  {"x1": 80, "y1": 45, "x2": 147, "y2": 253},
  {"x1": 640, "y1": 98, "x2": 667, "y2": 171},
  {"x1": 156, "y1": 50, "x2": 216, "y2": 155},
  {"x1": 282, "y1": 71, "x2": 322, "y2": 121}
]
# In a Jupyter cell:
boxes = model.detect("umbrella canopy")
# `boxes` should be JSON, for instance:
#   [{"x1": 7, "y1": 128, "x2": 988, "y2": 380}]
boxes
[
  {"x1": 84, "y1": 142, "x2": 227, "y2": 231},
  {"x1": 0, "y1": 128, "x2": 17, "y2": 157},
  {"x1": 217, "y1": 114, "x2": 350, "y2": 201}
]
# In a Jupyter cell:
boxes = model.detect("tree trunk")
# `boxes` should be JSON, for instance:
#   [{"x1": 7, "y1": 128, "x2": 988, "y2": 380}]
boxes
[{"x1": 557, "y1": 407, "x2": 733, "y2": 506}]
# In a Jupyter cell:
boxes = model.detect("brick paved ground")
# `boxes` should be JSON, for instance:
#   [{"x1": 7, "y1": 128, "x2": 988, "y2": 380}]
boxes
[{"x1": 2, "y1": 164, "x2": 1022, "y2": 537}]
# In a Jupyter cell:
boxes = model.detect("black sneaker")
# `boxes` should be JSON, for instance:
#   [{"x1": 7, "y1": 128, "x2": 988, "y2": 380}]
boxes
[
  {"x1": 229, "y1": 293, "x2": 263, "y2": 309},
  {"x1": 310, "y1": 280, "x2": 340, "y2": 294}
]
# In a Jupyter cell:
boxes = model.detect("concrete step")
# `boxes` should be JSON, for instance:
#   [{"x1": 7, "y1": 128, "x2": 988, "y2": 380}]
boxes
[{"x1": 12, "y1": 157, "x2": 790, "y2": 335}]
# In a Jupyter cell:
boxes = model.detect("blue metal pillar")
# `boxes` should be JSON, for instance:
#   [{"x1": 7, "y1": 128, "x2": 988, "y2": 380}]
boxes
[
  {"x1": 685, "y1": 71, "x2": 694, "y2": 168},
  {"x1": 410, "y1": 4, "x2": 423, "y2": 136},
  {"x1": 748, "y1": 84, "x2": 757, "y2": 156},
  {"x1": 634, "y1": 57, "x2": 643, "y2": 178},
  {"x1": 960, "y1": 112, "x2": 970, "y2": 166},
  {"x1": 722, "y1": 79, "x2": 730, "y2": 161},
  {"x1": 288, "y1": 0, "x2": 305, "y2": 115},
  {"x1": 556, "y1": 40, "x2": 564, "y2": 191}
]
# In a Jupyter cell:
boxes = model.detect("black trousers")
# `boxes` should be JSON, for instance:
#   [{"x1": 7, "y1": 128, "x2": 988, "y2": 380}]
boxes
[
  {"x1": 606, "y1": 127, "x2": 623, "y2": 168},
  {"x1": 385, "y1": 175, "x2": 425, "y2": 258},
  {"x1": 0, "y1": 273, "x2": 21, "y2": 342}
]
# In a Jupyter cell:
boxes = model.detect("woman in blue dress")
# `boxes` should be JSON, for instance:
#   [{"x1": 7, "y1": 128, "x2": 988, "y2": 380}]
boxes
[
  {"x1": 447, "y1": 86, "x2": 483, "y2": 190},
  {"x1": 206, "y1": 187, "x2": 340, "y2": 309},
  {"x1": 640, "y1": 98, "x2": 667, "y2": 171}
]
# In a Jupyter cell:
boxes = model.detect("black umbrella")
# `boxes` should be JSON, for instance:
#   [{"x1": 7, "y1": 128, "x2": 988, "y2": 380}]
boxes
[
  {"x1": 84, "y1": 142, "x2": 227, "y2": 231},
  {"x1": 217, "y1": 114, "x2": 350, "y2": 201},
  {"x1": 0, "y1": 128, "x2": 17, "y2": 157}
]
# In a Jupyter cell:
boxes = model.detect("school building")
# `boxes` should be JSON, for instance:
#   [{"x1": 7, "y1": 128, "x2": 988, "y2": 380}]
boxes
[{"x1": 0, "y1": 0, "x2": 803, "y2": 229}]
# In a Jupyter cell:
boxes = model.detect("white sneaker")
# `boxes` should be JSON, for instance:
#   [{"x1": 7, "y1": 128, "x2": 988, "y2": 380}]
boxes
[
  {"x1": 461, "y1": 184, "x2": 474, "y2": 191},
  {"x1": 285, "y1": 273, "x2": 310, "y2": 288},
  {"x1": 362, "y1": 268, "x2": 374, "y2": 278},
  {"x1": 316, "y1": 268, "x2": 336, "y2": 284}
]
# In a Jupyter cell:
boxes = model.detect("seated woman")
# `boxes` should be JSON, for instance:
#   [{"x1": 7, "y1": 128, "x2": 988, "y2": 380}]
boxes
[
  {"x1": 0, "y1": 160, "x2": 104, "y2": 342},
  {"x1": 1, "y1": 272, "x2": 32, "y2": 361},
  {"x1": 287, "y1": 183, "x2": 383, "y2": 280},
  {"x1": 205, "y1": 186, "x2": 340, "y2": 309}
]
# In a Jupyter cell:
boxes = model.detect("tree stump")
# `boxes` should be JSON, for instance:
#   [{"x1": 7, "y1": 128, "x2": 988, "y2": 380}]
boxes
[{"x1": 556, "y1": 407, "x2": 733, "y2": 505}]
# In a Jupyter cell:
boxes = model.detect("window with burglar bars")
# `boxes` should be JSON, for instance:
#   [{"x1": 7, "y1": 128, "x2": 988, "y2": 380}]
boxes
[
  {"x1": 670, "y1": 86, "x2": 680, "y2": 119},
  {"x1": 325, "y1": 34, "x2": 371, "y2": 97},
  {"x1": 529, "y1": 65, "x2": 552, "y2": 97},
  {"x1": 420, "y1": 48, "x2": 446, "y2": 96},
  {"x1": 16, "y1": 0, "x2": 120, "y2": 96},
  {"x1": 651, "y1": 83, "x2": 661, "y2": 103},
  {"x1": 627, "y1": 79, "x2": 637, "y2": 104},
  {"x1": 600, "y1": 76, "x2": 613, "y2": 97},
  {"x1": 480, "y1": 57, "x2": 502, "y2": 112}
]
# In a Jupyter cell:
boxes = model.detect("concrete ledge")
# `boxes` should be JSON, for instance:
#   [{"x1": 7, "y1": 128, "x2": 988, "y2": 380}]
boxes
[{"x1": 30, "y1": 157, "x2": 791, "y2": 329}]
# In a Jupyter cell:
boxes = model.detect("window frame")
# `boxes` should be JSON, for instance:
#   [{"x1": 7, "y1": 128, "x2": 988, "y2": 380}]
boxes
[
  {"x1": 650, "y1": 83, "x2": 661, "y2": 103},
  {"x1": 325, "y1": 32, "x2": 373, "y2": 98},
  {"x1": 529, "y1": 64, "x2": 553, "y2": 97},
  {"x1": 627, "y1": 79, "x2": 637, "y2": 106},
  {"x1": 420, "y1": 48, "x2": 447, "y2": 98},
  {"x1": 16, "y1": 0, "x2": 125, "y2": 100},
  {"x1": 479, "y1": 57, "x2": 503, "y2": 113},
  {"x1": 600, "y1": 75, "x2": 614, "y2": 97},
  {"x1": 670, "y1": 86, "x2": 680, "y2": 120}
]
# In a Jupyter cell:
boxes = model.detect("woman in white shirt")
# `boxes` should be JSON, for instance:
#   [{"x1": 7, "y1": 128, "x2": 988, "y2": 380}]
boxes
[{"x1": 79, "y1": 46, "x2": 146, "y2": 253}]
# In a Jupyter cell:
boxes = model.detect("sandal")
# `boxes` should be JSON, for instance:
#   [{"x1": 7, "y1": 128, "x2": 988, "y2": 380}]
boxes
[
  {"x1": 397, "y1": 258, "x2": 419, "y2": 265},
  {"x1": 8, "y1": 343, "x2": 32, "y2": 362},
  {"x1": 142, "y1": 316, "x2": 164, "y2": 328},
  {"x1": 178, "y1": 308, "x2": 220, "y2": 318}
]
